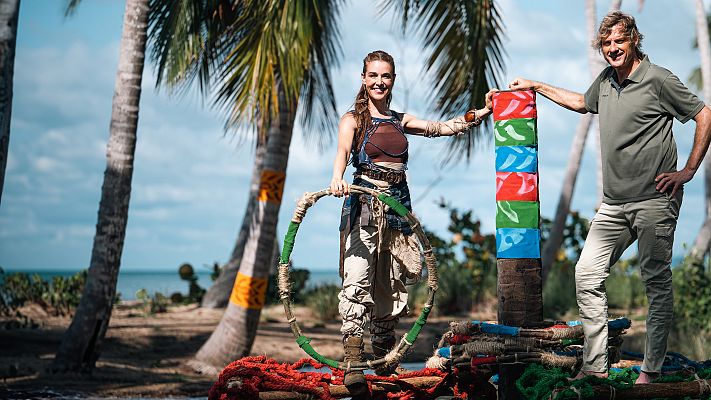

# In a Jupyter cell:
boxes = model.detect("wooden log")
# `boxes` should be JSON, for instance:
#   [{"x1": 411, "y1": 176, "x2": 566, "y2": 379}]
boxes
[
  {"x1": 256, "y1": 376, "x2": 445, "y2": 399},
  {"x1": 589, "y1": 379, "x2": 711, "y2": 399}
]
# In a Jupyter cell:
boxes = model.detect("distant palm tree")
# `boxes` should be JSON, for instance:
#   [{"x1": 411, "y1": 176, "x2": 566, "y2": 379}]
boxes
[
  {"x1": 52, "y1": 0, "x2": 149, "y2": 371},
  {"x1": 540, "y1": 0, "x2": 621, "y2": 282},
  {"x1": 148, "y1": 0, "x2": 343, "y2": 371},
  {"x1": 690, "y1": 0, "x2": 711, "y2": 261},
  {"x1": 0, "y1": 0, "x2": 20, "y2": 206}
]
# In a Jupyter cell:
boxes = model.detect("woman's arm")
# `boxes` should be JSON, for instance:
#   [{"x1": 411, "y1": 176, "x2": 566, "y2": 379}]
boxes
[
  {"x1": 330, "y1": 113, "x2": 357, "y2": 197},
  {"x1": 401, "y1": 89, "x2": 497, "y2": 136}
]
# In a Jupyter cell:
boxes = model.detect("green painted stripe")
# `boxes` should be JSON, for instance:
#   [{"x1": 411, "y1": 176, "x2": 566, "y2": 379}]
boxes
[
  {"x1": 494, "y1": 118, "x2": 537, "y2": 146},
  {"x1": 496, "y1": 201, "x2": 539, "y2": 228}
]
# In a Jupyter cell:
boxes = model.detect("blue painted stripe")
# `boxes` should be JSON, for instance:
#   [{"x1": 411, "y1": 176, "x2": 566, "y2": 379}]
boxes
[
  {"x1": 495, "y1": 146, "x2": 538, "y2": 172},
  {"x1": 495, "y1": 228, "x2": 541, "y2": 258}
]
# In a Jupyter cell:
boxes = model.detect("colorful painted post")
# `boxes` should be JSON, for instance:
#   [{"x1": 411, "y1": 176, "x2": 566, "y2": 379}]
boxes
[{"x1": 492, "y1": 90, "x2": 544, "y2": 399}]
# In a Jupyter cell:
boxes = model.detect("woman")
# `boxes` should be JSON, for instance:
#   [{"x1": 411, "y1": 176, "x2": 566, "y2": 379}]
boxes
[{"x1": 330, "y1": 50, "x2": 492, "y2": 393}]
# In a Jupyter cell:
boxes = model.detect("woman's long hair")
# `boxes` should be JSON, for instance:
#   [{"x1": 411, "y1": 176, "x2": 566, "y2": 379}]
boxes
[{"x1": 351, "y1": 50, "x2": 395, "y2": 153}]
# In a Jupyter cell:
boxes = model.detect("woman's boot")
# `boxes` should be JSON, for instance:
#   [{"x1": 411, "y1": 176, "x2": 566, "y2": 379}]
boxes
[{"x1": 343, "y1": 336, "x2": 368, "y2": 397}]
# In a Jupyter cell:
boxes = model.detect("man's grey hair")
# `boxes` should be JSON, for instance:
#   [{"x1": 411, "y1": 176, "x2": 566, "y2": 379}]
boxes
[{"x1": 592, "y1": 11, "x2": 645, "y2": 58}]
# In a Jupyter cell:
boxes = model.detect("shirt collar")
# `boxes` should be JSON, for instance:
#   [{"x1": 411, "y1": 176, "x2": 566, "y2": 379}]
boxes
[{"x1": 609, "y1": 55, "x2": 650, "y2": 85}]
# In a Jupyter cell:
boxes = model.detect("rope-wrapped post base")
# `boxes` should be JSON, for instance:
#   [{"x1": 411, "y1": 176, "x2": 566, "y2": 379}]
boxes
[{"x1": 277, "y1": 185, "x2": 439, "y2": 371}]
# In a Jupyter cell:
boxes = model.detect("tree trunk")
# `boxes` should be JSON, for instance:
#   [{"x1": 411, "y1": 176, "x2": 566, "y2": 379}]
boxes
[
  {"x1": 201, "y1": 130, "x2": 268, "y2": 309},
  {"x1": 0, "y1": 0, "x2": 20, "y2": 206},
  {"x1": 192, "y1": 82, "x2": 296, "y2": 373},
  {"x1": 691, "y1": 0, "x2": 711, "y2": 261},
  {"x1": 51, "y1": 0, "x2": 148, "y2": 372},
  {"x1": 541, "y1": 0, "x2": 621, "y2": 281}
]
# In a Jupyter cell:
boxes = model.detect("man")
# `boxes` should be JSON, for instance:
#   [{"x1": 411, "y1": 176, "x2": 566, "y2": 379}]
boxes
[{"x1": 508, "y1": 11, "x2": 711, "y2": 384}]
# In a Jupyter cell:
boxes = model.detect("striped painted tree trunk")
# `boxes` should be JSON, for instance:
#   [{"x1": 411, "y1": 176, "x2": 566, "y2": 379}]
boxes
[
  {"x1": 492, "y1": 90, "x2": 543, "y2": 399},
  {"x1": 52, "y1": 0, "x2": 148, "y2": 372},
  {"x1": 193, "y1": 83, "x2": 296, "y2": 372},
  {"x1": 201, "y1": 129, "x2": 268, "y2": 309},
  {"x1": 0, "y1": 0, "x2": 20, "y2": 206}
]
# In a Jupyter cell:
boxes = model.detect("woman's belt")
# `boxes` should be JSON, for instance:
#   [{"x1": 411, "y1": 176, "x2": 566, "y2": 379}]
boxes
[{"x1": 357, "y1": 167, "x2": 406, "y2": 184}]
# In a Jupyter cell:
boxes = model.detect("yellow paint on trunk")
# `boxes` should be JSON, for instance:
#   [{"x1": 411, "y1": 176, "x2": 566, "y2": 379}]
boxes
[
  {"x1": 229, "y1": 272, "x2": 268, "y2": 309},
  {"x1": 258, "y1": 170, "x2": 286, "y2": 204}
]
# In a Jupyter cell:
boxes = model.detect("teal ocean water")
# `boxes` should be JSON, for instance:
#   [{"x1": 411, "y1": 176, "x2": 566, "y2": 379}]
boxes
[{"x1": 3, "y1": 269, "x2": 341, "y2": 300}]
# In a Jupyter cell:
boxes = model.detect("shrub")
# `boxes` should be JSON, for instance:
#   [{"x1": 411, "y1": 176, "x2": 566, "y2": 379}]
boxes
[
  {"x1": 543, "y1": 260, "x2": 577, "y2": 319},
  {"x1": 305, "y1": 284, "x2": 341, "y2": 322},
  {"x1": 265, "y1": 267, "x2": 311, "y2": 304},
  {"x1": 0, "y1": 269, "x2": 87, "y2": 316},
  {"x1": 135, "y1": 288, "x2": 169, "y2": 315}
]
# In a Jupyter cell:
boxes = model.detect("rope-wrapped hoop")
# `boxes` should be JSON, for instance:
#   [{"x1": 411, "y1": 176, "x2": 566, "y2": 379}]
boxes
[{"x1": 277, "y1": 185, "x2": 438, "y2": 371}]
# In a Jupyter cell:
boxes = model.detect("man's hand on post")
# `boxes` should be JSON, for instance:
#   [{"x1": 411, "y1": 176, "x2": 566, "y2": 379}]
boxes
[{"x1": 508, "y1": 77, "x2": 536, "y2": 91}]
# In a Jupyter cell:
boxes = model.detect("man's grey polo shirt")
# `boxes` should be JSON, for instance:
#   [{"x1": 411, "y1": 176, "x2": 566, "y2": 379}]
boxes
[{"x1": 584, "y1": 56, "x2": 704, "y2": 204}]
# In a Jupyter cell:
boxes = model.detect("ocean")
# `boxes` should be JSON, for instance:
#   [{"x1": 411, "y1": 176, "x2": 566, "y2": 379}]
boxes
[{"x1": 2, "y1": 269, "x2": 342, "y2": 301}]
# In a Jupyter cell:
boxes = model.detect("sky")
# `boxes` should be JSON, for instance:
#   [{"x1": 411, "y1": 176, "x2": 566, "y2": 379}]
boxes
[{"x1": 0, "y1": 0, "x2": 706, "y2": 273}]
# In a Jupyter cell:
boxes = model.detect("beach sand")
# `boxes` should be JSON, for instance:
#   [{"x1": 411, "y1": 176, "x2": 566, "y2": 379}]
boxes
[{"x1": 0, "y1": 301, "x2": 472, "y2": 398}]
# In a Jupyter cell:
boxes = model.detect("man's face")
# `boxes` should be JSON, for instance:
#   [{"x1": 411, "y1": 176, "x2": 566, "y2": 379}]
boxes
[{"x1": 601, "y1": 24, "x2": 638, "y2": 70}]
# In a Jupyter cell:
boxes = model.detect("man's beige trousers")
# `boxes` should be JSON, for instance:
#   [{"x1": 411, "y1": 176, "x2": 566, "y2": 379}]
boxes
[{"x1": 576, "y1": 192, "x2": 681, "y2": 373}]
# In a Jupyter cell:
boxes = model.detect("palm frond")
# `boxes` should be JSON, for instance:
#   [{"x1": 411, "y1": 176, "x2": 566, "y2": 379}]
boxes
[
  {"x1": 64, "y1": 0, "x2": 82, "y2": 17},
  {"x1": 148, "y1": 0, "x2": 342, "y2": 144},
  {"x1": 381, "y1": 0, "x2": 506, "y2": 164}
]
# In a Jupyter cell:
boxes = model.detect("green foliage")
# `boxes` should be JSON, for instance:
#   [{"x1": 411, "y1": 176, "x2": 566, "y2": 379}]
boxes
[
  {"x1": 0, "y1": 270, "x2": 87, "y2": 316},
  {"x1": 209, "y1": 262, "x2": 221, "y2": 282},
  {"x1": 135, "y1": 288, "x2": 169, "y2": 315},
  {"x1": 542, "y1": 260, "x2": 577, "y2": 319},
  {"x1": 304, "y1": 284, "x2": 341, "y2": 322},
  {"x1": 265, "y1": 268, "x2": 311, "y2": 305},
  {"x1": 605, "y1": 256, "x2": 647, "y2": 311},
  {"x1": 175, "y1": 262, "x2": 206, "y2": 303},
  {"x1": 413, "y1": 200, "x2": 497, "y2": 315},
  {"x1": 540, "y1": 212, "x2": 593, "y2": 319},
  {"x1": 674, "y1": 256, "x2": 711, "y2": 332}
]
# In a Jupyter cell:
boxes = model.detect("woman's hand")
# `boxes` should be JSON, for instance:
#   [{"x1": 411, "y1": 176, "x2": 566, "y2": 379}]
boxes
[
  {"x1": 485, "y1": 88, "x2": 499, "y2": 110},
  {"x1": 330, "y1": 177, "x2": 349, "y2": 197}
]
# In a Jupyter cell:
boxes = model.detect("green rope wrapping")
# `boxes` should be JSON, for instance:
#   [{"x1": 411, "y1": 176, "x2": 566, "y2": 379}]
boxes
[
  {"x1": 405, "y1": 306, "x2": 431, "y2": 344},
  {"x1": 296, "y1": 335, "x2": 340, "y2": 368},
  {"x1": 377, "y1": 193, "x2": 409, "y2": 217},
  {"x1": 280, "y1": 222, "x2": 300, "y2": 265}
]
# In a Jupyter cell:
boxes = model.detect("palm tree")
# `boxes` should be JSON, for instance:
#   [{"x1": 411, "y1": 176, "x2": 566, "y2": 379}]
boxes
[
  {"x1": 0, "y1": 0, "x2": 20, "y2": 207},
  {"x1": 540, "y1": 0, "x2": 622, "y2": 282},
  {"x1": 690, "y1": 0, "x2": 711, "y2": 261},
  {"x1": 52, "y1": 0, "x2": 149, "y2": 371},
  {"x1": 148, "y1": 0, "x2": 343, "y2": 371}
]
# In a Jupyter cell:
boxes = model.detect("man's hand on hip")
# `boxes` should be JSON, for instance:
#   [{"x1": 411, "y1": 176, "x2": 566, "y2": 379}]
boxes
[{"x1": 655, "y1": 168, "x2": 694, "y2": 196}]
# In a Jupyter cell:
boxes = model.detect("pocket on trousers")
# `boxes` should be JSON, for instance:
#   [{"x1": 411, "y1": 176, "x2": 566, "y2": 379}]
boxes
[{"x1": 651, "y1": 223, "x2": 674, "y2": 262}]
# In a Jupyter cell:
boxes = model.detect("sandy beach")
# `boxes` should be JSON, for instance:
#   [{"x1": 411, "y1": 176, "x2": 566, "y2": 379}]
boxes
[{"x1": 0, "y1": 301, "x2": 475, "y2": 398}]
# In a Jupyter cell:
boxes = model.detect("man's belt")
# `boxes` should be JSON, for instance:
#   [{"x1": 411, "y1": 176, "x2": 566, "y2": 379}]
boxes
[{"x1": 357, "y1": 167, "x2": 406, "y2": 184}]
